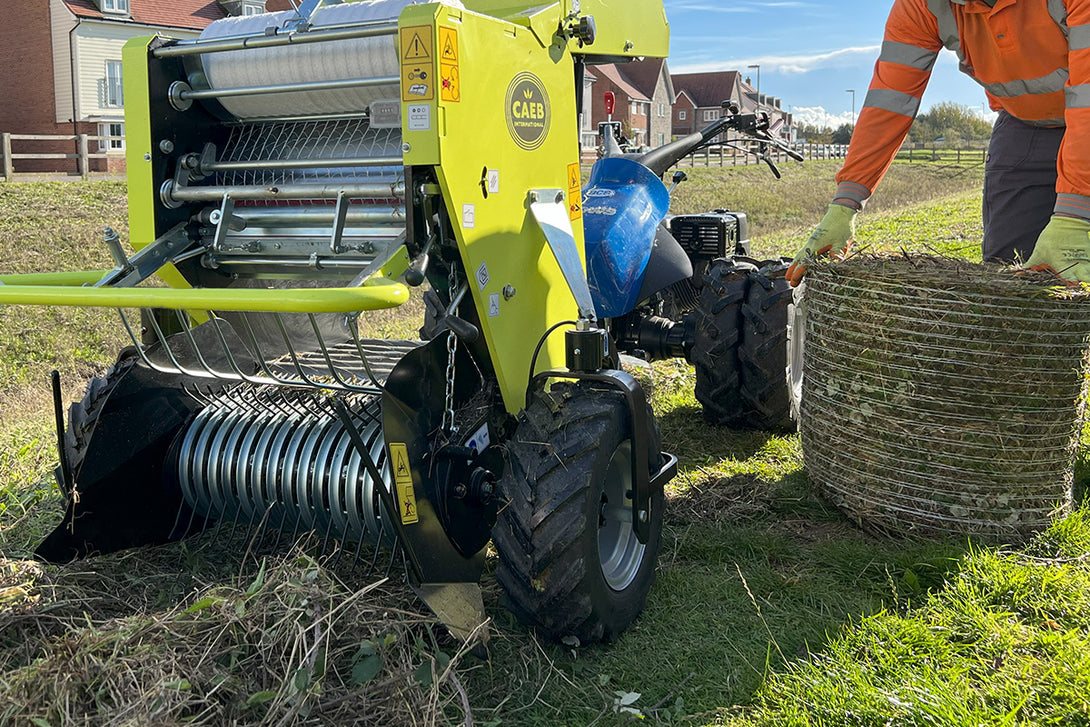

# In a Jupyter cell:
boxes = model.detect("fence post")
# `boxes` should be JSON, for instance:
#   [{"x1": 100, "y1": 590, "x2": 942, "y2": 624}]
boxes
[
  {"x1": 78, "y1": 134, "x2": 89, "y2": 179},
  {"x1": 2, "y1": 133, "x2": 11, "y2": 180}
]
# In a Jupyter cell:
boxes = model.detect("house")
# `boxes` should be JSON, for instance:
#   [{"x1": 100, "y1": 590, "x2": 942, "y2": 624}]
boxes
[
  {"x1": 671, "y1": 71, "x2": 748, "y2": 140},
  {"x1": 0, "y1": 0, "x2": 278, "y2": 174},
  {"x1": 585, "y1": 58, "x2": 673, "y2": 152},
  {"x1": 672, "y1": 70, "x2": 793, "y2": 143}
]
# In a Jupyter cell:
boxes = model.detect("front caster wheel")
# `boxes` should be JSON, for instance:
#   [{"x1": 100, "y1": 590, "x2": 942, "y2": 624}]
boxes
[{"x1": 493, "y1": 383, "x2": 664, "y2": 644}]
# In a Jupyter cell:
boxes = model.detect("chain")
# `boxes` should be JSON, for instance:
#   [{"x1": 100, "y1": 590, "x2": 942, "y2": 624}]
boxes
[{"x1": 441, "y1": 263, "x2": 459, "y2": 435}]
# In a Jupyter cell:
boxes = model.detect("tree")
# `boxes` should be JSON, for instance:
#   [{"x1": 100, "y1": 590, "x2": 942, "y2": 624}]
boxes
[
  {"x1": 908, "y1": 101, "x2": 992, "y2": 144},
  {"x1": 797, "y1": 123, "x2": 833, "y2": 144},
  {"x1": 832, "y1": 123, "x2": 853, "y2": 144}
]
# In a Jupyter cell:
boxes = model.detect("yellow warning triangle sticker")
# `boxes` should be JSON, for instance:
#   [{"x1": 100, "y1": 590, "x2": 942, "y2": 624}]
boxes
[
  {"x1": 404, "y1": 32, "x2": 431, "y2": 61},
  {"x1": 395, "y1": 450, "x2": 409, "y2": 479},
  {"x1": 443, "y1": 37, "x2": 456, "y2": 60},
  {"x1": 569, "y1": 167, "x2": 580, "y2": 190}
]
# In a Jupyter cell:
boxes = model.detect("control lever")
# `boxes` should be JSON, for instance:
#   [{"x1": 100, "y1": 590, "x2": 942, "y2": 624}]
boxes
[
  {"x1": 762, "y1": 155, "x2": 782, "y2": 179},
  {"x1": 423, "y1": 287, "x2": 480, "y2": 343}
]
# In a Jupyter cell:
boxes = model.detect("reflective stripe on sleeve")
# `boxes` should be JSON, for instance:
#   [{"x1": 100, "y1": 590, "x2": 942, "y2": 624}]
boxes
[
  {"x1": 1071, "y1": 23, "x2": 1090, "y2": 51},
  {"x1": 835, "y1": 181, "x2": 872, "y2": 207},
  {"x1": 1055, "y1": 193, "x2": 1090, "y2": 220},
  {"x1": 1067, "y1": 84, "x2": 1090, "y2": 109},
  {"x1": 879, "y1": 40, "x2": 939, "y2": 71},
  {"x1": 863, "y1": 88, "x2": 921, "y2": 117}
]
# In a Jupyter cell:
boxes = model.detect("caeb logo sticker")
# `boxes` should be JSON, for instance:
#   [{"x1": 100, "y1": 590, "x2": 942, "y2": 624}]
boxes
[{"x1": 505, "y1": 72, "x2": 551, "y2": 151}]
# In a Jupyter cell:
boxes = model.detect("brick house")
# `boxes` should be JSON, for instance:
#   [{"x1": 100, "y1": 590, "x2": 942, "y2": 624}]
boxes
[
  {"x1": 671, "y1": 71, "x2": 748, "y2": 139},
  {"x1": 586, "y1": 58, "x2": 673, "y2": 151},
  {"x1": 0, "y1": 0, "x2": 276, "y2": 174},
  {"x1": 672, "y1": 70, "x2": 793, "y2": 142}
]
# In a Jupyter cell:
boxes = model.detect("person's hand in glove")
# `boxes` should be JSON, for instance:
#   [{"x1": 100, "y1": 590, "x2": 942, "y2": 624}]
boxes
[
  {"x1": 785, "y1": 202, "x2": 858, "y2": 287},
  {"x1": 1026, "y1": 215, "x2": 1090, "y2": 284}
]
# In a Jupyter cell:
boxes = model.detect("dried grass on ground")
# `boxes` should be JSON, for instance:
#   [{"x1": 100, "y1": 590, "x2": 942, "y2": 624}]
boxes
[{"x1": 0, "y1": 545, "x2": 478, "y2": 727}]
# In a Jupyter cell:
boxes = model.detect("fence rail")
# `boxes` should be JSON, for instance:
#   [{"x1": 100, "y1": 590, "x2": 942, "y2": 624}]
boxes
[
  {"x1": 679, "y1": 143, "x2": 849, "y2": 168},
  {"x1": 1, "y1": 132, "x2": 122, "y2": 181}
]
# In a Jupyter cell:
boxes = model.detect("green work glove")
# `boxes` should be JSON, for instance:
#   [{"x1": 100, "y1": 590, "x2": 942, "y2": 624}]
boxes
[
  {"x1": 1026, "y1": 215, "x2": 1090, "y2": 284},
  {"x1": 786, "y1": 203, "x2": 857, "y2": 287}
]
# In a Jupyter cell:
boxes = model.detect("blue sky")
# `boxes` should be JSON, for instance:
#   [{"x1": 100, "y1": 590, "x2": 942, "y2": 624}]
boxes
[{"x1": 663, "y1": 0, "x2": 997, "y2": 128}]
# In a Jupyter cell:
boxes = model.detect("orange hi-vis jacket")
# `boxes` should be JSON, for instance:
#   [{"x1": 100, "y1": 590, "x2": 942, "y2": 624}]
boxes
[{"x1": 836, "y1": 0, "x2": 1090, "y2": 220}]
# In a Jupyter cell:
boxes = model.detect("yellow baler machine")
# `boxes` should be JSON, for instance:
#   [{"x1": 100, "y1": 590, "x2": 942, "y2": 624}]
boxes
[{"x1": 2, "y1": 0, "x2": 676, "y2": 644}]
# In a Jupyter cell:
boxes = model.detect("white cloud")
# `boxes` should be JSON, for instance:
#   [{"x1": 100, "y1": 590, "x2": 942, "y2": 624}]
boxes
[
  {"x1": 672, "y1": 45, "x2": 881, "y2": 75},
  {"x1": 791, "y1": 106, "x2": 854, "y2": 129}
]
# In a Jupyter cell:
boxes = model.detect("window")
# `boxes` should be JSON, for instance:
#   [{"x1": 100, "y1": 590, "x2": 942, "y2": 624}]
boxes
[
  {"x1": 102, "y1": 0, "x2": 129, "y2": 12},
  {"x1": 658, "y1": 133, "x2": 665, "y2": 146},
  {"x1": 678, "y1": 110, "x2": 687, "y2": 121},
  {"x1": 703, "y1": 109, "x2": 719, "y2": 121},
  {"x1": 104, "y1": 61, "x2": 123, "y2": 108},
  {"x1": 630, "y1": 101, "x2": 638, "y2": 116},
  {"x1": 98, "y1": 122, "x2": 125, "y2": 152},
  {"x1": 658, "y1": 103, "x2": 665, "y2": 117},
  {"x1": 243, "y1": 3, "x2": 263, "y2": 14}
]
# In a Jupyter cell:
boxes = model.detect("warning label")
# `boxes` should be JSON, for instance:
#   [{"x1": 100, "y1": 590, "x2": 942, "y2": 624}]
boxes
[
  {"x1": 439, "y1": 26, "x2": 458, "y2": 62},
  {"x1": 388, "y1": 442, "x2": 419, "y2": 525},
  {"x1": 439, "y1": 26, "x2": 460, "y2": 103},
  {"x1": 400, "y1": 26, "x2": 434, "y2": 102},
  {"x1": 567, "y1": 162, "x2": 582, "y2": 221}
]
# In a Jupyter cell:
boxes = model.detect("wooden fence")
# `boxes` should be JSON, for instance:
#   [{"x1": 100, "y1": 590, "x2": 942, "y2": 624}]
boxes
[
  {"x1": 681, "y1": 143, "x2": 849, "y2": 168},
  {"x1": 1, "y1": 132, "x2": 120, "y2": 180}
]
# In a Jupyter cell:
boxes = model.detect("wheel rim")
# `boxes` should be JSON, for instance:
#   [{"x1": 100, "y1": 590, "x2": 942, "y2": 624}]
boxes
[{"x1": 597, "y1": 440, "x2": 645, "y2": 591}]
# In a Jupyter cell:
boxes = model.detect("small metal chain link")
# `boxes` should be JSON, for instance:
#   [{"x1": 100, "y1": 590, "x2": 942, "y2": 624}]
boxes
[{"x1": 441, "y1": 263, "x2": 459, "y2": 435}]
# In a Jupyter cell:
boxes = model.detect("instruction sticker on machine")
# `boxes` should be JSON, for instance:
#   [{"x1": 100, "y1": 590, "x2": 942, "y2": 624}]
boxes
[
  {"x1": 388, "y1": 443, "x2": 419, "y2": 525},
  {"x1": 400, "y1": 26, "x2": 434, "y2": 102}
]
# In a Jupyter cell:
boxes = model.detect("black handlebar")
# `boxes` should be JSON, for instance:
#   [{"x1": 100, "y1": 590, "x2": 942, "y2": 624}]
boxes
[{"x1": 633, "y1": 109, "x2": 803, "y2": 177}]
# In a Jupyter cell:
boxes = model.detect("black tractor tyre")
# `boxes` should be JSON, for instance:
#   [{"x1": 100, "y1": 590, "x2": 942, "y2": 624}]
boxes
[
  {"x1": 737, "y1": 259, "x2": 796, "y2": 432},
  {"x1": 493, "y1": 383, "x2": 665, "y2": 644},
  {"x1": 62, "y1": 347, "x2": 139, "y2": 484},
  {"x1": 692, "y1": 257, "x2": 759, "y2": 426}
]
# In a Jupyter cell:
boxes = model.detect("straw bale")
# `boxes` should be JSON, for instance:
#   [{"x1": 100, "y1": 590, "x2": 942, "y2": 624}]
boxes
[{"x1": 800, "y1": 255, "x2": 1090, "y2": 540}]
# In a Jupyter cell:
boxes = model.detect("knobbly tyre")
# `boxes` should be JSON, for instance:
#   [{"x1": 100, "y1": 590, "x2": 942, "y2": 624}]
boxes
[
  {"x1": 583, "y1": 104, "x2": 804, "y2": 431},
  {"x1": 0, "y1": 0, "x2": 679, "y2": 646}
]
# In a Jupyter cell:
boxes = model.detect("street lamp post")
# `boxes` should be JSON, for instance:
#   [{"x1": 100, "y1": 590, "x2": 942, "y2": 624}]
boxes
[
  {"x1": 748, "y1": 63, "x2": 761, "y2": 113},
  {"x1": 846, "y1": 89, "x2": 856, "y2": 126}
]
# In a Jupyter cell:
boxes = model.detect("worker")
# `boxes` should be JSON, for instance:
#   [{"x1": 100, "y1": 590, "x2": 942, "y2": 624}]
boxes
[{"x1": 786, "y1": 0, "x2": 1090, "y2": 286}]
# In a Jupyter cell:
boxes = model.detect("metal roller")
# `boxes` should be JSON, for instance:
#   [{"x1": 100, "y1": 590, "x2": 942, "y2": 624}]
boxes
[
  {"x1": 176, "y1": 392, "x2": 393, "y2": 544},
  {"x1": 187, "y1": 1, "x2": 465, "y2": 121}
]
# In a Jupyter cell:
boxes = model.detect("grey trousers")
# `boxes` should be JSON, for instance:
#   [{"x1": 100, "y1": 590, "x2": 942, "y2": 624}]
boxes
[{"x1": 982, "y1": 111, "x2": 1065, "y2": 263}]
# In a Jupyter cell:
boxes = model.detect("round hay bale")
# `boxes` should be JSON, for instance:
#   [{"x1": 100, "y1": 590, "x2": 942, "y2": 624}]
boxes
[{"x1": 800, "y1": 256, "x2": 1090, "y2": 540}]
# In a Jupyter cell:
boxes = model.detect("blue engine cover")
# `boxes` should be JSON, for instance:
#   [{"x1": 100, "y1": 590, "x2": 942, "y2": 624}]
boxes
[{"x1": 582, "y1": 157, "x2": 670, "y2": 318}]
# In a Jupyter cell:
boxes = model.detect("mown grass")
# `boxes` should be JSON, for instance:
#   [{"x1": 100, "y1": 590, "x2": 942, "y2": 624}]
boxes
[{"x1": 2, "y1": 162, "x2": 1088, "y2": 726}]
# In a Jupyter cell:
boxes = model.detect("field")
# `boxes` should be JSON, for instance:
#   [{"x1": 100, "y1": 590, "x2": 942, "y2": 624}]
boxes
[{"x1": 2, "y1": 159, "x2": 1089, "y2": 726}]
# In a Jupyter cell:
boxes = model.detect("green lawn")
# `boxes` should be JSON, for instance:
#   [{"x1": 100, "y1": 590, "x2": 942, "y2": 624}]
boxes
[{"x1": 2, "y1": 163, "x2": 1089, "y2": 726}]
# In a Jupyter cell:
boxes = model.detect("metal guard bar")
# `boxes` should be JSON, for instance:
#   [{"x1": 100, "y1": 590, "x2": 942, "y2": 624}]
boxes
[{"x1": 0, "y1": 274, "x2": 408, "y2": 313}]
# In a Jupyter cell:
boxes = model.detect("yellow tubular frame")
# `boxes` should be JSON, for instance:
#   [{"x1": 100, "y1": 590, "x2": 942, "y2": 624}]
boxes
[{"x1": 0, "y1": 273, "x2": 408, "y2": 312}]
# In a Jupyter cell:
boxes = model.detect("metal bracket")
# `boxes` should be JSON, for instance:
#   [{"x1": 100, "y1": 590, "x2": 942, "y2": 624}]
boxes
[
  {"x1": 329, "y1": 190, "x2": 350, "y2": 254},
  {"x1": 529, "y1": 368, "x2": 677, "y2": 543},
  {"x1": 528, "y1": 188, "x2": 597, "y2": 321},
  {"x1": 93, "y1": 223, "x2": 195, "y2": 288}
]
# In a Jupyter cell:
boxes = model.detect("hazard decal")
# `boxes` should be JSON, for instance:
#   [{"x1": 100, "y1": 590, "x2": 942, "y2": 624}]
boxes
[{"x1": 388, "y1": 442, "x2": 419, "y2": 525}]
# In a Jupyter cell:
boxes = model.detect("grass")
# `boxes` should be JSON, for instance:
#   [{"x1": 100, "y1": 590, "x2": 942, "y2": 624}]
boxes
[{"x1": 1, "y1": 160, "x2": 1088, "y2": 725}]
